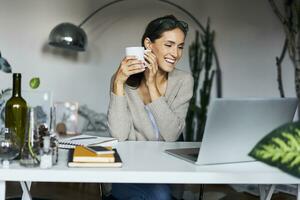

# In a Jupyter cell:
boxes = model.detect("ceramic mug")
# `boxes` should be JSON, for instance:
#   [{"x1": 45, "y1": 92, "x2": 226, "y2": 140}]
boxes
[{"x1": 125, "y1": 47, "x2": 151, "y2": 62}]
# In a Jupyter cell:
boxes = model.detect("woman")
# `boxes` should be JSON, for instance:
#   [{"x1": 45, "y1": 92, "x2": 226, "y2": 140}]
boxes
[{"x1": 107, "y1": 15, "x2": 193, "y2": 200}]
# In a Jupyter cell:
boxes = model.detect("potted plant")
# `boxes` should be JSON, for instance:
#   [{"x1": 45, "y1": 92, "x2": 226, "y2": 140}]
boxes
[{"x1": 185, "y1": 21, "x2": 215, "y2": 142}]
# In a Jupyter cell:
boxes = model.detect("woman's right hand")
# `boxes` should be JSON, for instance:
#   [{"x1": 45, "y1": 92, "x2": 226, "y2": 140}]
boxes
[
  {"x1": 113, "y1": 56, "x2": 145, "y2": 95},
  {"x1": 114, "y1": 56, "x2": 145, "y2": 84}
]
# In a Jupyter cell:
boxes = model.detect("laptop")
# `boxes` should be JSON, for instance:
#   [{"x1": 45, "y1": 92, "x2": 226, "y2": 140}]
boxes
[{"x1": 165, "y1": 98, "x2": 298, "y2": 165}]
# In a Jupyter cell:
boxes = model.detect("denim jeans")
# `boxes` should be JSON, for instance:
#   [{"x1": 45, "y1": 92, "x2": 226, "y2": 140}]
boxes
[{"x1": 112, "y1": 183, "x2": 172, "y2": 200}]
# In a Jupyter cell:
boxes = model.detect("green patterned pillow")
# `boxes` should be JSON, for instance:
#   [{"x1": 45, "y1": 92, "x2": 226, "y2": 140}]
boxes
[{"x1": 249, "y1": 121, "x2": 300, "y2": 178}]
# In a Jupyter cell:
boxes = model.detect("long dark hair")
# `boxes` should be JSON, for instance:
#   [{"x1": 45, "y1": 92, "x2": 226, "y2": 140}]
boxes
[{"x1": 126, "y1": 15, "x2": 189, "y2": 88}]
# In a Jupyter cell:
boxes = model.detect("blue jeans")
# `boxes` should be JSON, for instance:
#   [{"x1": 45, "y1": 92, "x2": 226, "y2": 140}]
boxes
[{"x1": 112, "y1": 183, "x2": 172, "y2": 200}]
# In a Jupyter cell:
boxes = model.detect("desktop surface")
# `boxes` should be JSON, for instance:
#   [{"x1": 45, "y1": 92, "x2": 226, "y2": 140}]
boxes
[{"x1": 0, "y1": 141, "x2": 299, "y2": 184}]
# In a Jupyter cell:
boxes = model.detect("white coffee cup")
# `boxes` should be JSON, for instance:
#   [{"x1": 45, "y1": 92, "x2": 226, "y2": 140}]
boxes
[{"x1": 125, "y1": 47, "x2": 151, "y2": 61}]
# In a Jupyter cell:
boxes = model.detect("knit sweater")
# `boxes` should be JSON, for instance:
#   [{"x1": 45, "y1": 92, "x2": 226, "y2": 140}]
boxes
[{"x1": 107, "y1": 68, "x2": 194, "y2": 142}]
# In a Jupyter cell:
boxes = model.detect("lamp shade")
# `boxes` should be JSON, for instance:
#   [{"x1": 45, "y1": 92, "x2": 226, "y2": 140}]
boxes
[{"x1": 48, "y1": 23, "x2": 87, "y2": 51}]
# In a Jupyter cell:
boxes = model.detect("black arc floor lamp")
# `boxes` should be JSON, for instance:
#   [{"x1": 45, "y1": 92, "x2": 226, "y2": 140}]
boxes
[{"x1": 48, "y1": 0, "x2": 205, "y2": 52}]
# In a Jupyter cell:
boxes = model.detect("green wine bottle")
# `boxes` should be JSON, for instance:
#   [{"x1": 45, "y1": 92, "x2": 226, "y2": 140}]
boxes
[{"x1": 5, "y1": 73, "x2": 28, "y2": 149}]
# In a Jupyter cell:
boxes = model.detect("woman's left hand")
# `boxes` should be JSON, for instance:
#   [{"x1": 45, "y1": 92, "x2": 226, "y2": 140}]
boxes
[{"x1": 144, "y1": 51, "x2": 158, "y2": 86}]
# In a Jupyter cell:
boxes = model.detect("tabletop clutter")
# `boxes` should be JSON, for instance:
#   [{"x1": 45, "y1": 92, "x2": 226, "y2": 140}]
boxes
[
  {"x1": 0, "y1": 73, "x2": 120, "y2": 169},
  {"x1": 0, "y1": 122, "x2": 120, "y2": 169},
  {"x1": 0, "y1": 122, "x2": 58, "y2": 169},
  {"x1": 11, "y1": 125, "x2": 120, "y2": 169}
]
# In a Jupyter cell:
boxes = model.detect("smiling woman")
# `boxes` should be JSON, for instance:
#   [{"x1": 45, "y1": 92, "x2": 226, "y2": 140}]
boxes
[
  {"x1": 108, "y1": 15, "x2": 192, "y2": 142},
  {"x1": 107, "y1": 15, "x2": 193, "y2": 200}
]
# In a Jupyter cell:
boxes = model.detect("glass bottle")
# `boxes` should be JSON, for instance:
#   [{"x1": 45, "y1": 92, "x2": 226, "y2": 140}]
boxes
[
  {"x1": 5, "y1": 73, "x2": 28, "y2": 150},
  {"x1": 20, "y1": 107, "x2": 40, "y2": 167}
]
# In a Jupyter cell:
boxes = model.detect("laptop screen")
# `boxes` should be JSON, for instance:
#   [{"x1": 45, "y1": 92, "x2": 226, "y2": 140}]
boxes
[{"x1": 196, "y1": 98, "x2": 298, "y2": 165}]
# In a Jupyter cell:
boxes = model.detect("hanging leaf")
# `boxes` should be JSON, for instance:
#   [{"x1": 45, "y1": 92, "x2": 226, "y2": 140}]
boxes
[
  {"x1": 249, "y1": 122, "x2": 300, "y2": 178},
  {"x1": 29, "y1": 77, "x2": 40, "y2": 89}
]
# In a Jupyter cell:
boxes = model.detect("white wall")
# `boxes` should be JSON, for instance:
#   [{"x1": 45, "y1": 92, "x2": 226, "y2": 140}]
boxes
[{"x1": 0, "y1": 0, "x2": 295, "y2": 114}]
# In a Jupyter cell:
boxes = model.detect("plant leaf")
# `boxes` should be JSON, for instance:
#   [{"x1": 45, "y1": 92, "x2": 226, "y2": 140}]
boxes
[
  {"x1": 29, "y1": 77, "x2": 40, "y2": 89},
  {"x1": 249, "y1": 122, "x2": 300, "y2": 178}
]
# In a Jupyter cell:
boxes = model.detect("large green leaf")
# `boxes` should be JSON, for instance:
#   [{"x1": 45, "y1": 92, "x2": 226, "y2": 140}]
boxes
[{"x1": 249, "y1": 121, "x2": 300, "y2": 178}]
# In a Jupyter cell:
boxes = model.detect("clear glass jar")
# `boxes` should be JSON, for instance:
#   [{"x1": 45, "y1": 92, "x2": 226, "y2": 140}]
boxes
[
  {"x1": 20, "y1": 107, "x2": 40, "y2": 167},
  {"x1": 0, "y1": 128, "x2": 20, "y2": 168}
]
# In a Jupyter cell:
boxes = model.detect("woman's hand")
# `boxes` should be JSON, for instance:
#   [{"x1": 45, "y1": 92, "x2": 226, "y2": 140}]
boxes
[
  {"x1": 114, "y1": 56, "x2": 145, "y2": 84},
  {"x1": 144, "y1": 51, "x2": 158, "y2": 86},
  {"x1": 144, "y1": 51, "x2": 162, "y2": 101},
  {"x1": 113, "y1": 56, "x2": 145, "y2": 96}
]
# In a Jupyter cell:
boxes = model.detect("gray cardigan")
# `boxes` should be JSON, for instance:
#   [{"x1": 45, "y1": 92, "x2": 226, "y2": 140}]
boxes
[{"x1": 107, "y1": 68, "x2": 194, "y2": 142}]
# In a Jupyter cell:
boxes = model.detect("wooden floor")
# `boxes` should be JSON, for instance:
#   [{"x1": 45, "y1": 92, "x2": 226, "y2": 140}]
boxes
[{"x1": 5, "y1": 182, "x2": 296, "y2": 200}]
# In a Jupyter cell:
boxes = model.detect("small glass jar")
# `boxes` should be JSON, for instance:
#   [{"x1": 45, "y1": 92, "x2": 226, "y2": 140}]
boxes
[{"x1": 38, "y1": 123, "x2": 58, "y2": 165}]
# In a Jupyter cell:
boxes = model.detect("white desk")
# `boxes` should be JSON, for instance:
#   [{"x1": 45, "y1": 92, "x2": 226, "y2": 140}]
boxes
[{"x1": 0, "y1": 141, "x2": 300, "y2": 200}]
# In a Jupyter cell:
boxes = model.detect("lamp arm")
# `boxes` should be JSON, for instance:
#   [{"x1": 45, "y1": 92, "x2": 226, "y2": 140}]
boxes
[
  {"x1": 158, "y1": 0, "x2": 205, "y2": 32},
  {"x1": 78, "y1": 0, "x2": 206, "y2": 33},
  {"x1": 78, "y1": 0, "x2": 124, "y2": 28}
]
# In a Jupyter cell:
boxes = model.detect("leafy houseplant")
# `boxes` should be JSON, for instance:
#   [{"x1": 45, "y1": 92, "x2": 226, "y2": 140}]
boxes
[
  {"x1": 185, "y1": 22, "x2": 215, "y2": 142},
  {"x1": 269, "y1": 0, "x2": 300, "y2": 101},
  {"x1": 249, "y1": 0, "x2": 300, "y2": 179},
  {"x1": 249, "y1": 122, "x2": 300, "y2": 178},
  {"x1": 251, "y1": 0, "x2": 300, "y2": 171}
]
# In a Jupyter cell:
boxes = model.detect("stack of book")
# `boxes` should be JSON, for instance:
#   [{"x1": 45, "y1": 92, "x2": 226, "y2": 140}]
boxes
[{"x1": 68, "y1": 146, "x2": 122, "y2": 168}]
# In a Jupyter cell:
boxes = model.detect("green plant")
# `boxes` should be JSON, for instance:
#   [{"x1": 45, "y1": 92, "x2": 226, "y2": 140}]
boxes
[
  {"x1": 269, "y1": 0, "x2": 300, "y2": 100},
  {"x1": 185, "y1": 22, "x2": 215, "y2": 142},
  {"x1": 249, "y1": 122, "x2": 300, "y2": 178}
]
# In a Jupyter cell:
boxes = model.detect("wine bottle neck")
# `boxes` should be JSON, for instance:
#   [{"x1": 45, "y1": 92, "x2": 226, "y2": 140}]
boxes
[{"x1": 12, "y1": 74, "x2": 22, "y2": 97}]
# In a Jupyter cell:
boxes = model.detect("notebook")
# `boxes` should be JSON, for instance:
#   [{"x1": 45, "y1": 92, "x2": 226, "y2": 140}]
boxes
[
  {"x1": 59, "y1": 134, "x2": 118, "y2": 149},
  {"x1": 72, "y1": 146, "x2": 115, "y2": 163},
  {"x1": 165, "y1": 98, "x2": 298, "y2": 165},
  {"x1": 86, "y1": 146, "x2": 115, "y2": 155},
  {"x1": 68, "y1": 149, "x2": 122, "y2": 168}
]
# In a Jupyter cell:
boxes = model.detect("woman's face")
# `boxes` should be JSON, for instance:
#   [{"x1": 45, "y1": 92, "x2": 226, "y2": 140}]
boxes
[{"x1": 148, "y1": 28, "x2": 185, "y2": 73}]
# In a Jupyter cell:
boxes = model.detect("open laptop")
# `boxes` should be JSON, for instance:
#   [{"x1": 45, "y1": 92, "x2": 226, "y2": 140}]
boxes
[{"x1": 165, "y1": 98, "x2": 298, "y2": 165}]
